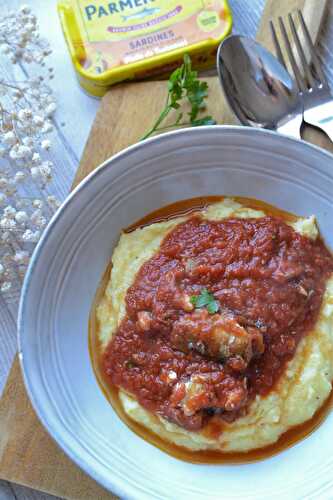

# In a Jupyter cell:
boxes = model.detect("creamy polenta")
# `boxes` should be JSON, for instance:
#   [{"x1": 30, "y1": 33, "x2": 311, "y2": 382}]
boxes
[{"x1": 96, "y1": 199, "x2": 333, "y2": 452}]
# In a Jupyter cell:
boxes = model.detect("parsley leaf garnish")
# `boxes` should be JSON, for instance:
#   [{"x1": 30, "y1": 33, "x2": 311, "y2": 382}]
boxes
[
  {"x1": 190, "y1": 288, "x2": 220, "y2": 315},
  {"x1": 141, "y1": 54, "x2": 216, "y2": 140}
]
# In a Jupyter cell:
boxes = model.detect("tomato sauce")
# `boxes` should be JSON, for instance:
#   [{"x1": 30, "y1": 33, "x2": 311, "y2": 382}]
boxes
[{"x1": 101, "y1": 198, "x2": 333, "y2": 433}]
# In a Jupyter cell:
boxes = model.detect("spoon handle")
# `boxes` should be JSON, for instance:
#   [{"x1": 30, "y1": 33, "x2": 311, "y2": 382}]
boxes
[{"x1": 304, "y1": 114, "x2": 333, "y2": 143}]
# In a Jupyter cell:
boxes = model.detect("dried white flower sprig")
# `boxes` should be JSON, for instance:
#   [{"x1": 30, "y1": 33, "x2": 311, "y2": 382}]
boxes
[{"x1": 0, "y1": 5, "x2": 60, "y2": 294}]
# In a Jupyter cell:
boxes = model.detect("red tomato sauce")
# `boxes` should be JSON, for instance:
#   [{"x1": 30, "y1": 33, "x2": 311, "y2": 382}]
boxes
[{"x1": 102, "y1": 214, "x2": 333, "y2": 431}]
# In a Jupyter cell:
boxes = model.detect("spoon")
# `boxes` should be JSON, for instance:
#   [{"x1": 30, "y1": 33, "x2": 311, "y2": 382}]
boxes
[{"x1": 217, "y1": 35, "x2": 303, "y2": 139}]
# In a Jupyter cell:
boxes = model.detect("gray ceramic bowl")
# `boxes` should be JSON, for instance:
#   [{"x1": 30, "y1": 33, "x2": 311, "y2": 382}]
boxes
[{"x1": 19, "y1": 127, "x2": 333, "y2": 500}]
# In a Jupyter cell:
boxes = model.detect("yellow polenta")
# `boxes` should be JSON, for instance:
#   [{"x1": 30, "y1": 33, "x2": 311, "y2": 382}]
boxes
[{"x1": 97, "y1": 199, "x2": 333, "y2": 452}]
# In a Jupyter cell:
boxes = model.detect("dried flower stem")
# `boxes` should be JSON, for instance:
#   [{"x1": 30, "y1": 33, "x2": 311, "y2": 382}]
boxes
[{"x1": 0, "y1": 5, "x2": 61, "y2": 293}]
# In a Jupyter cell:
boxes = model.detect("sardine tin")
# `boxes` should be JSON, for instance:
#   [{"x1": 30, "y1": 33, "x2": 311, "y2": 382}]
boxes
[{"x1": 58, "y1": 0, "x2": 232, "y2": 97}]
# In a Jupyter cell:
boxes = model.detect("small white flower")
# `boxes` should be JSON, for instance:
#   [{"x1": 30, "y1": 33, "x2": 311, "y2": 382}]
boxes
[
  {"x1": 14, "y1": 171, "x2": 26, "y2": 183},
  {"x1": 16, "y1": 145, "x2": 32, "y2": 159},
  {"x1": 42, "y1": 122, "x2": 53, "y2": 134},
  {"x1": 47, "y1": 195, "x2": 60, "y2": 209},
  {"x1": 39, "y1": 161, "x2": 52, "y2": 182},
  {"x1": 16, "y1": 199, "x2": 29, "y2": 209},
  {"x1": 41, "y1": 139, "x2": 51, "y2": 150},
  {"x1": 34, "y1": 52, "x2": 44, "y2": 64},
  {"x1": 32, "y1": 152, "x2": 41, "y2": 164},
  {"x1": 22, "y1": 145, "x2": 32, "y2": 157},
  {"x1": 0, "y1": 177, "x2": 8, "y2": 189},
  {"x1": 31, "y1": 209, "x2": 47, "y2": 228},
  {"x1": 21, "y1": 229, "x2": 34, "y2": 242},
  {"x1": 15, "y1": 211, "x2": 28, "y2": 224},
  {"x1": 13, "y1": 251, "x2": 29, "y2": 265},
  {"x1": 0, "y1": 5, "x2": 56, "y2": 280},
  {"x1": 1, "y1": 231, "x2": 10, "y2": 242},
  {"x1": 30, "y1": 166, "x2": 41, "y2": 179},
  {"x1": 20, "y1": 5, "x2": 31, "y2": 14},
  {"x1": 0, "y1": 217, "x2": 16, "y2": 229},
  {"x1": 32, "y1": 199, "x2": 43, "y2": 209},
  {"x1": 32, "y1": 115, "x2": 44, "y2": 127},
  {"x1": 45, "y1": 102, "x2": 56, "y2": 116},
  {"x1": 26, "y1": 231, "x2": 41, "y2": 243},
  {"x1": 18, "y1": 109, "x2": 32, "y2": 122},
  {"x1": 27, "y1": 14, "x2": 37, "y2": 23},
  {"x1": 3, "y1": 131, "x2": 16, "y2": 145},
  {"x1": 4, "y1": 181, "x2": 17, "y2": 196},
  {"x1": 24, "y1": 22, "x2": 35, "y2": 33},
  {"x1": 1, "y1": 281, "x2": 12, "y2": 293},
  {"x1": 22, "y1": 136, "x2": 34, "y2": 147},
  {"x1": 4, "y1": 205, "x2": 16, "y2": 218},
  {"x1": 9, "y1": 146, "x2": 18, "y2": 160}
]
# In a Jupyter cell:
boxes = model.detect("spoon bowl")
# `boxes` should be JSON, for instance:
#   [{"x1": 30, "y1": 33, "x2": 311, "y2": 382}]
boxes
[{"x1": 217, "y1": 35, "x2": 303, "y2": 138}]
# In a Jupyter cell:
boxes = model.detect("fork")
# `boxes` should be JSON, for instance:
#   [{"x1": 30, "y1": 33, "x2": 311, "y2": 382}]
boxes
[{"x1": 270, "y1": 10, "x2": 333, "y2": 142}]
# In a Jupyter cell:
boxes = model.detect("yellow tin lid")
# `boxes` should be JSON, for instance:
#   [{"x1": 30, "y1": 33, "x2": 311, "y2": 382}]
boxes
[{"x1": 58, "y1": 0, "x2": 232, "y2": 97}]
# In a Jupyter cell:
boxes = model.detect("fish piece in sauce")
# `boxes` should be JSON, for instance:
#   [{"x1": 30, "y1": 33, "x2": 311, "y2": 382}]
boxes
[{"x1": 170, "y1": 309, "x2": 264, "y2": 369}]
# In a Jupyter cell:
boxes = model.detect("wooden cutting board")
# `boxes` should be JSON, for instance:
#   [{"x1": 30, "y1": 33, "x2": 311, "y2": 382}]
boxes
[{"x1": 0, "y1": 0, "x2": 331, "y2": 498}]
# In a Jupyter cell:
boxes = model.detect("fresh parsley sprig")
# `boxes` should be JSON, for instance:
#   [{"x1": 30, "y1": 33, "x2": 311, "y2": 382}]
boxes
[
  {"x1": 141, "y1": 54, "x2": 216, "y2": 141},
  {"x1": 190, "y1": 288, "x2": 220, "y2": 315}
]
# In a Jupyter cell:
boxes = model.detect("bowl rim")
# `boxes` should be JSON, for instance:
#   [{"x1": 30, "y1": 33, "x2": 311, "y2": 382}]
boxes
[{"x1": 17, "y1": 125, "x2": 333, "y2": 498}]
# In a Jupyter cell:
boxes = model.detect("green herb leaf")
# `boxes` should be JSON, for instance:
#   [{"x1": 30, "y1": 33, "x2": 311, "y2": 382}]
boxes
[
  {"x1": 190, "y1": 289, "x2": 220, "y2": 315},
  {"x1": 206, "y1": 300, "x2": 220, "y2": 314},
  {"x1": 190, "y1": 296, "x2": 197, "y2": 306},
  {"x1": 141, "y1": 55, "x2": 216, "y2": 141},
  {"x1": 191, "y1": 116, "x2": 217, "y2": 127},
  {"x1": 175, "y1": 112, "x2": 183, "y2": 125},
  {"x1": 195, "y1": 288, "x2": 211, "y2": 308}
]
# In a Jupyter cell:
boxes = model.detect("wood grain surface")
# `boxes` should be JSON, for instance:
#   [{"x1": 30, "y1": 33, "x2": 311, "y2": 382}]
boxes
[
  {"x1": 0, "y1": 358, "x2": 115, "y2": 500},
  {"x1": 0, "y1": 0, "x2": 332, "y2": 499}
]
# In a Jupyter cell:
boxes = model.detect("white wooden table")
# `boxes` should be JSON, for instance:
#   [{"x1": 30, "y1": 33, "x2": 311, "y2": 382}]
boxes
[{"x1": 1, "y1": 0, "x2": 333, "y2": 498}]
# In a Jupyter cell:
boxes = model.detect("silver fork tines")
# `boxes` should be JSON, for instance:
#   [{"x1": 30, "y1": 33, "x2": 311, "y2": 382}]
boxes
[
  {"x1": 297, "y1": 10, "x2": 327, "y2": 86},
  {"x1": 270, "y1": 19, "x2": 286, "y2": 69},
  {"x1": 288, "y1": 12, "x2": 315, "y2": 88},
  {"x1": 270, "y1": 10, "x2": 327, "y2": 91},
  {"x1": 278, "y1": 15, "x2": 306, "y2": 91},
  {"x1": 270, "y1": 9, "x2": 333, "y2": 142}
]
